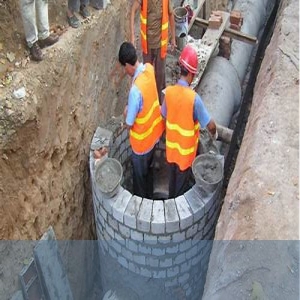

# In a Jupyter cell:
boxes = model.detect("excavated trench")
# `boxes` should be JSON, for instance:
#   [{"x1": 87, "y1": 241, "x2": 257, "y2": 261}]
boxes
[
  {"x1": 1, "y1": 0, "x2": 298, "y2": 299},
  {"x1": 88, "y1": 1, "x2": 279, "y2": 299}
]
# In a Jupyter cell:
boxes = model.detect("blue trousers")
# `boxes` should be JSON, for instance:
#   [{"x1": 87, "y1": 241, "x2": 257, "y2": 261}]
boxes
[
  {"x1": 168, "y1": 163, "x2": 191, "y2": 198},
  {"x1": 131, "y1": 148, "x2": 154, "y2": 198}
]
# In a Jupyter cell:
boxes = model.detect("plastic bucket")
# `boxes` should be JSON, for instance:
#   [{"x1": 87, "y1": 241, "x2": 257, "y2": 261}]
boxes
[
  {"x1": 192, "y1": 153, "x2": 223, "y2": 194},
  {"x1": 95, "y1": 158, "x2": 123, "y2": 198},
  {"x1": 174, "y1": 7, "x2": 188, "y2": 37}
]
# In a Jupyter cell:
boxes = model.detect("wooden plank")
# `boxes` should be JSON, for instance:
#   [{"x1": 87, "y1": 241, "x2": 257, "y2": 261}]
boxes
[
  {"x1": 188, "y1": 0, "x2": 206, "y2": 32},
  {"x1": 194, "y1": 17, "x2": 257, "y2": 45},
  {"x1": 190, "y1": 11, "x2": 230, "y2": 90}
]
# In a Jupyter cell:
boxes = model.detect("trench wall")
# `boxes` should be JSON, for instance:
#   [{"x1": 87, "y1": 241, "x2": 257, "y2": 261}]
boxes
[{"x1": 90, "y1": 126, "x2": 223, "y2": 299}]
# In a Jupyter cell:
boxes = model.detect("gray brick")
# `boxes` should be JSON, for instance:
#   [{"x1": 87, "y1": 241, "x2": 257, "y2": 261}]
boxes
[
  {"x1": 174, "y1": 253, "x2": 185, "y2": 265},
  {"x1": 167, "y1": 266, "x2": 179, "y2": 278},
  {"x1": 102, "y1": 239, "x2": 108, "y2": 252},
  {"x1": 164, "y1": 199, "x2": 180, "y2": 233},
  {"x1": 97, "y1": 213, "x2": 105, "y2": 228},
  {"x1": 124, "y1": 196, "x2": 142, "y2": 229},
  {"x1": 186, "y1": 224, "x2": 198, "y2": 239},
  {"x1": 118, "y1": 256, "x2": 128, "y2": 269},
  {"x1": 108, "y1": 215, "x2": 118, "y2": 231},
  {"x1": 105, "y1": 224, "x2": 115, "y2": 239},
  {"x1": 193, "y1": 185, "x2": 215, "y2": 214},
  {"x1": 186, "y1": 245, "x2": 198, "y2": 260},
  {"x1": 128, "y1": 262, "x2": 138, "y2": 273},
  {"x1": 158, "y1": 235, "x2": 171, "y2": 244},
  {"x1": 153, "y1": 270, "x2": 166, "y2": 279},
  {"x1": 114, "y1": 232, "x2": 125, "y2": 245},
  {"x1": 139, "y1": 244, "x2": 152, "y2": 255},
  {"x1": 137, "y1": 198, "x2": 153, "y2": 232},
  {"x1": 165, "y1": 278, "x2": 178, "y2": 287},
  {"x1": 100, "y1": 206, "x2": 107, "y2": 221},
  {"x1": 172, "y1": 231, "x2": 185, "y2": 242},
  {"x1": 102, "y1": 186, "x2": 125, "y2": 214},
  {"x1": 159, "y1": 258, "x2": 173, "y2": 268},
  {"x1": 140, "y1": 267, "x2": 152, "y2": 277},
  {"x1": 152, "y1": 247, "x2": 165, "y2": 256},
  {"x1": 112, "y1": 189, "x2": 132, "y2": 223},
  {"x1": 111, "y1": 240, "x2": 122, "y2": 253},
  {"x1": 119, "y1": 223, "x2": 131, "y2": 238},
  {"x1": 144, "y1": 233, "x2": 158, "y2": 245},
  {"x1": 133, "y1": 254, "x2": 146, "y2": 265},
  {"x1": 146, "y1": 256, "x2": 159, "y2": 267},
  {"x1": 197, "y1": 216, "x2": 206, "y2": 232},
  {"x1": 131, "y1": 229, "x2": 143, "y2": 241},
  {"x1": 179, "y1": 239, "x2": 192, "y2": 252},
  {"x1": 126, "y1": 239, "x2": 138, "y2": 252},
  {"x1": 175, "y1": 195, "x2": 193, "y2": 230},
  {"x1": 203, "y1": 214, "x2": 216, "y2": 236},
  {"x1": 185, "y1": 188, "x2": 205, "y2": 222},
  {"x1": 192, "y1": 253, "x2": 201, "y2": 266},
  {"x1": 122, "y1": 247, "x2": 133, "y2": 261},
  {"x1": 151, "y1": 200, "x2": 165, "y2": 234},
  {"x1": 180, "y1": 261, "x2": 191, "y2": 273},
  {"x1": 178, "y1": 273, "x2": 189, "y2": 284},
  {"x1": 109, "y1": 247, "x2": 117, "y2": 259},
  {"x1": 166, "y1": 245, "x2": 179, "y2": 254}
]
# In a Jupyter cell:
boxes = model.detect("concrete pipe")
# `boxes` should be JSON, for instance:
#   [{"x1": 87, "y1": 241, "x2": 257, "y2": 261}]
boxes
[{"x1": 196, "y1": 0, "x2": 273, "y2": 129}]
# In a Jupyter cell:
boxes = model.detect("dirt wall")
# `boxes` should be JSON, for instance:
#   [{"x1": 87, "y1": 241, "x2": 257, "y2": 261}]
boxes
[{"x1": 0, "y1": 0, "x2": 129, "y2": 240}]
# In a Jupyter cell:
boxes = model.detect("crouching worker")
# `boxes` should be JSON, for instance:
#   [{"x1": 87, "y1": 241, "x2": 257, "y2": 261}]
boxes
[
  {"x1": 161, "y1": 45, "x2": 217, "y2": 198},
  {"x1": 118, "y1": 42, "x2": 165, "y2": 198}
]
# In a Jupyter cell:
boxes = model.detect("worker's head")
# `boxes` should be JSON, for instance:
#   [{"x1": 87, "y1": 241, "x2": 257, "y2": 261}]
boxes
[
  {"x1": 118, "y1": 42, "x2": 138, "y2": 77},
  {"x1": 179, "y1": 45, "x2": 198, "y2": 81}
]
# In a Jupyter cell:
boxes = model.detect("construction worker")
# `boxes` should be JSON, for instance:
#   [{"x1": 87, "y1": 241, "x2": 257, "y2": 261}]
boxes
[
  {"x1": 130, "y1": 0, "x2": 176, "y2": 104},
  {"x1": 118, "y1": 42, "x2": 165, "y2": 198},
  {"x1": 161, "y1": 45, "x2": 217, "y2": 198}
]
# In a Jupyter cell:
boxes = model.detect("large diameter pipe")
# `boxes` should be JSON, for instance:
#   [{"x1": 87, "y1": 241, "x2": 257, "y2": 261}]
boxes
[
  {"x1": 230, "y1": 0, "x2": 273, "y2": 82},
  {"x1": 196, "y1": 0, "x2": 273, "y2": 130}
]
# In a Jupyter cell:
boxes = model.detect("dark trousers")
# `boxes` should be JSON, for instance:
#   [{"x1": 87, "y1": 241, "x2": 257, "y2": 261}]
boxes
[
  {"x1": 132, "y1": 148, "x2": 154, "y2": 198},
  {"x1": 168, "y1": 163, "x2": 191, "y2": 198},
  {"x1": 143, "y1": 49, "x2": 166, "y2": 104}
]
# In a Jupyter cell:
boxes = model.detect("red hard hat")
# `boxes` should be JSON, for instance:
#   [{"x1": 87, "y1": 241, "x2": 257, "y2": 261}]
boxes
[{"x1": 179, "y1": 45, "x2": 198, "y2": 74}]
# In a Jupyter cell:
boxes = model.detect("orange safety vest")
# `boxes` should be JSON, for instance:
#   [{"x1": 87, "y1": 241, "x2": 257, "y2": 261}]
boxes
[
  {"x1": 165, "y1": 85, "x2": 200, "y2": 171},
  {"x1": 140, "y1": 0, "x2": 169, "y2": 58},
  {"x1": 130, "y1": 63, "x2": 165, "y2": 153}
]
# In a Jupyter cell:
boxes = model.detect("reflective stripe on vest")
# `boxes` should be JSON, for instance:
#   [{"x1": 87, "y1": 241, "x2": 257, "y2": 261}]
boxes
[
  {"x1": 140, "y1": 0, "x2": 169, "y2": 58},
  {"x1": 165, "y1": 85, "x2": 200, "y2": 171},
  {"x1": 130, "y1": 63, "x2": 165, "y2": 153}
]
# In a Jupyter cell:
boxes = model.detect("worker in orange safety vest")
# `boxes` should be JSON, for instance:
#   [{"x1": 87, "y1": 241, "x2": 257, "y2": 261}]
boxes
[
  {"x1": 161, "y1": 45, "x2": 217, "y2": 198},
  {"x1": 130, "y1": 0, "x2": 176, "y2": 104},
  {"x1": 118, "y1": 42, "x2": 165, "y2": 198}
]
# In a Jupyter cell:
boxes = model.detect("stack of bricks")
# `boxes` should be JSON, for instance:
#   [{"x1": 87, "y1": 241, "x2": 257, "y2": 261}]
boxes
[
  {"x1": 219, "y1": 36, "x2": 231, "y2": 60},
  {"x1": 208, "y1": 11, "x2": 223, "y2": 30},
  {"x1": 230, "y1": 10, "x2": 243, "y2": 31}
]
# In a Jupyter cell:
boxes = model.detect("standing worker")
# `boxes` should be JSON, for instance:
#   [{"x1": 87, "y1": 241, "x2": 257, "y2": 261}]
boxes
[
  {"x1": 118, "y1": 42, "x2": 165, "y2": 198},
  {"x1": 161, "y1": 45, "x2": 217, "y2": 198},
  {"x1": 130, "y1": 0, "x2": 176, "y2": 104},
  {"x1": 19, "y1": 0, "x2": 59, "y2": 61}
]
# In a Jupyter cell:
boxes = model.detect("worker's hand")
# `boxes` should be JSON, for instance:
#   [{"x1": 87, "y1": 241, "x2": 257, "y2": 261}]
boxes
[
  {"x1": 130, "y1": 33, "x2": 135, "y2": 47},
  {"x1": 123, "y1": 105, "x2": 128, "y2": 119},
  {"x1": 170, "y1": 37, "x2": 177, "y2": 52}
]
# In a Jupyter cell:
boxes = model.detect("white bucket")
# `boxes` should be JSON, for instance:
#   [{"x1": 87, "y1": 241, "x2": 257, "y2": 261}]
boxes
[{"x1": 174, "y1": 7, "x2": 188, "y2": 37}]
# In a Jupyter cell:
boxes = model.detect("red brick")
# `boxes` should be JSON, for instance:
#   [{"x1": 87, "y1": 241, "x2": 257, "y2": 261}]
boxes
[
  {"x1": 230, "y1": 10, "x2": 242, "y2": 25},
  {"x1": 208, "y1": 16, "x2": 222, "y2": 29}
]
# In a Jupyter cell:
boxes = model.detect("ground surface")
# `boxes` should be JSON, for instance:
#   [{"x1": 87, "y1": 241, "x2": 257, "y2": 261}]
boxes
[{"x1": 0, "y1": 0, "x2": 298, "y2": 299}]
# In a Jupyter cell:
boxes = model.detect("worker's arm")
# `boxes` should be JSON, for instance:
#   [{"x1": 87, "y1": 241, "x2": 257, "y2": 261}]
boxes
[
  {"x1": 131, "y1": 0, "x2": 141, "y2": 46},
  {"x1": 168, "y1": 10, "x2": 176, "y2": 51},
  {"x1": 194, "y1": 94, "x2": 217, "y2": 139},
  {"x1": 206, "y1": 119, "x2": 217, "y2": 139}
]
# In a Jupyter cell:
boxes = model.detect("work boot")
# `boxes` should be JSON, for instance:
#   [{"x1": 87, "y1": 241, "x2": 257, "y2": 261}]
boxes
[
  {"x1": 30, "y1": 42, "x2": 43, "y2": 61},
  {"x1": 79, "y1": 4, "x2": 90, "y2": 18},
  {"x1": 39, "y1": 34, "x2": 59, "y2": 49}
]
